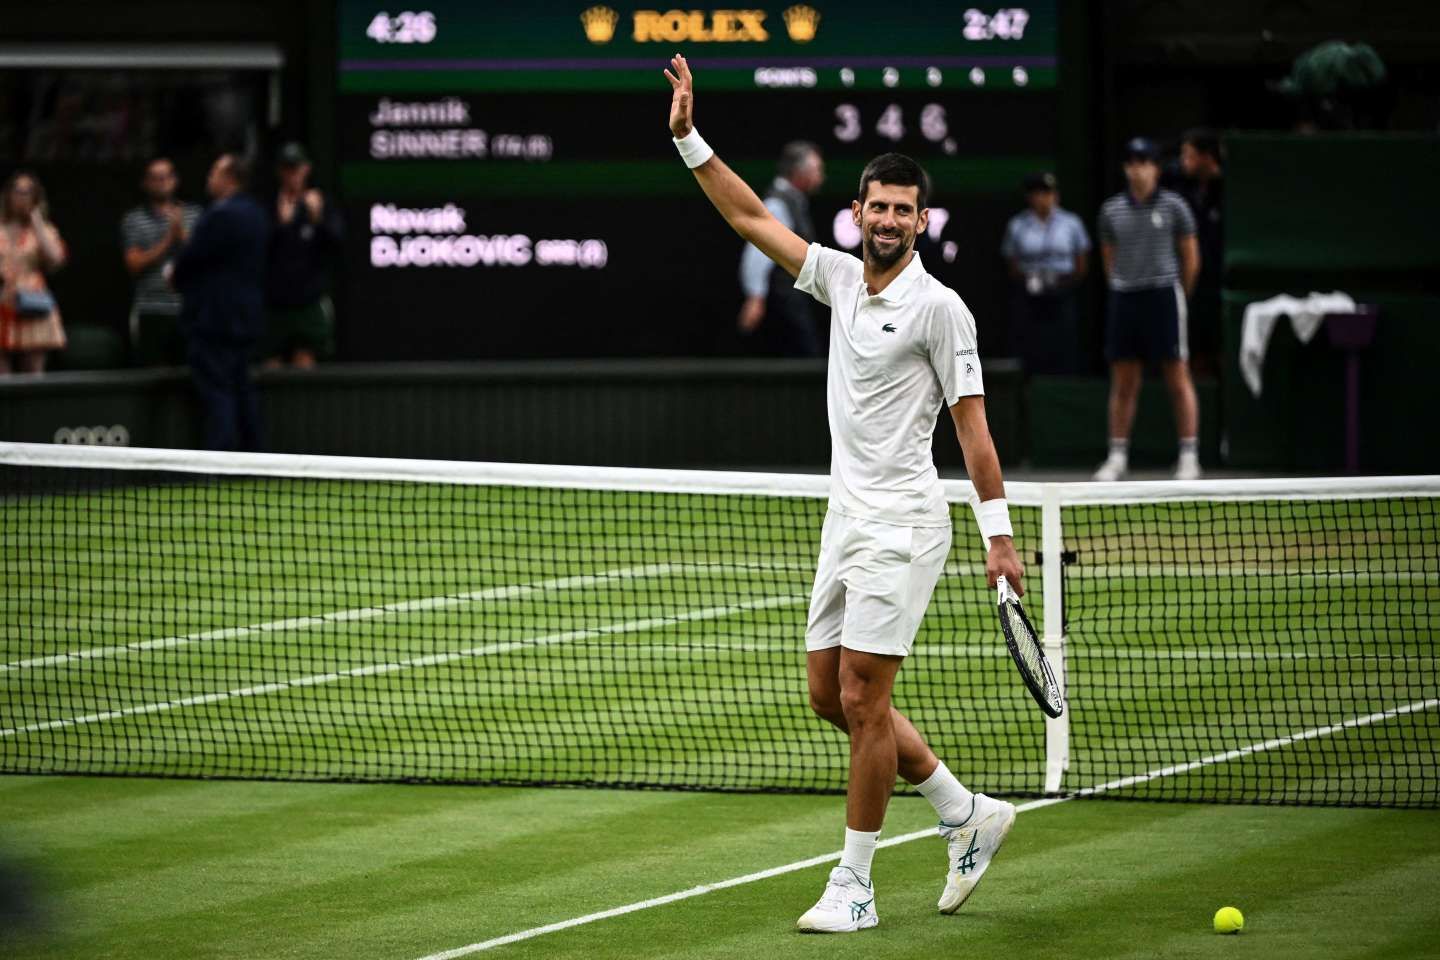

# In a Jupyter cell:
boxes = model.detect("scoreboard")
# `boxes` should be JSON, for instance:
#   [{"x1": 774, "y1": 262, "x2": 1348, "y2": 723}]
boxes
[{"x1": 336, "y1": 1, "x2": 1061, "y2": 359}]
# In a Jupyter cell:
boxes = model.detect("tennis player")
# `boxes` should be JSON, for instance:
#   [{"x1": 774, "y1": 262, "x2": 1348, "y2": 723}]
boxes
[{"x1": 664, "y1": 55, "x2": 1026, "y2": 932}]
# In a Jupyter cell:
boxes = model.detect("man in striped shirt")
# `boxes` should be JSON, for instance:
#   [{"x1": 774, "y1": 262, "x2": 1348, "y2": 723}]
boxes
[
  {"x1": 1093, "y1": 137, "x2": 1201, "y2": 481},
  {"x1": 121, "y1": 157, "x2": 202, "y2": 366}
]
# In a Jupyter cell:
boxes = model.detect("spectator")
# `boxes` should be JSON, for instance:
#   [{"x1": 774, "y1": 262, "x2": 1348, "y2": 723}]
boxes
[
  {"x1": 171, "y1": 153, "x2": 269, "y2": 451},
  {"x1": 1000, "y1": 172, "x2": 1090, "y2": 375},
  {"x1": 263, "y1": 142, "x2": 342, "y2": 368},
  {"x1": 1178, "y1": 129, "x2": 1224, "y2": 378},
  {"x1": 737, "y1": 141, "x2": 825, "y2": 356},
  {"x1": 0, "y1": 171, "x2": 67, "y2": 374},
  {"x1": 1093, "y1": 138, "x2": 1201, "y2": 481},
  {"x1": 121, "y1": 157, "x2": 202, "y2": 366}
]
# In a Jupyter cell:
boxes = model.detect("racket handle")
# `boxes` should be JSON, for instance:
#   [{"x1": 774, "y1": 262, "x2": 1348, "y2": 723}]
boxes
[{"x1": 996, "y1": 575, "x2": 1018, "y2": 605}]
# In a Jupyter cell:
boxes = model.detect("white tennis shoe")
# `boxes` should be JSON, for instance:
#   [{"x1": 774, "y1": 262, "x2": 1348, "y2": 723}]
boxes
[
  {"x1": 796, "y1": 866, "x2": 879, "y2": 933},
  {"x1": 937, "y1": 794, "x2": 1017, "y2": 914},
  {"x1": 1173, "y1": 453, "x2": 1202, "y2": 481},
  {"x1": 1092, "y1": 453, "x2": 1128, "y2": 482}
]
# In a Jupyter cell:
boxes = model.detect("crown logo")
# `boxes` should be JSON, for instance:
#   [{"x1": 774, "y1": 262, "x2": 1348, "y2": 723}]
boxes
[
  {"x1": 783, "y1": 5, "x2": 820, "y2": 43},
  {"x1": 580, "y1": 5, "x2": 619, "y2": 44}
]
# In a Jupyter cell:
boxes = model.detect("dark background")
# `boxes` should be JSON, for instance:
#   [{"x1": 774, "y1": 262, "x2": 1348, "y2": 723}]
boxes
[
  {"x1": 337, "y1": 88, "x2": 1060, "y2": 359},
  {"x1": 2, "y1": 0, "x2": 1436, "y2": 368}
]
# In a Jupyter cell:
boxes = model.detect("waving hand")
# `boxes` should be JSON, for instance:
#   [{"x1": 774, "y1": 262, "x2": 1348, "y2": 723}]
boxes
[{"x1": 663, "y1": 54, "x2": 695, "y2": 138}]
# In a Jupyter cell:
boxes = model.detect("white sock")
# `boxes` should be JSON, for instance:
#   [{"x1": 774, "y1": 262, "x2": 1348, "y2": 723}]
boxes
[
  {"x1": 916, "y1": 761, "x2": 977, "y2": 827},
  {"x1": 839, "y1": 827, "x2": 880, "y2": 885},
  {"x1": 1108, "y1": 438, "x2": 1130, "y2": 463},
  {"x1": 1178, "y1": 437, "x2": 1199, "y2": 461}
]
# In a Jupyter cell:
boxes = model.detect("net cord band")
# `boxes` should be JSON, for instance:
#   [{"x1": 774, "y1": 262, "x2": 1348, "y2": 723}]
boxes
[{"x1": 1, "y1": 442, "x2": 1437, "y2": 506}]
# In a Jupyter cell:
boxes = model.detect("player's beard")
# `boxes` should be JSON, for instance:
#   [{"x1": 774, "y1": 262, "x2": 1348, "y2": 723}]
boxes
[{"x1": 864, "y1": 227, "x2": 910, "y2": 270}]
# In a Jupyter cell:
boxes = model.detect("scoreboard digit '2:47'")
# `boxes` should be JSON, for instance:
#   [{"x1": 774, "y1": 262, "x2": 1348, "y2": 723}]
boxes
[{"x1": 336, "y1": 1, "x2": 1060, "y2": 360}]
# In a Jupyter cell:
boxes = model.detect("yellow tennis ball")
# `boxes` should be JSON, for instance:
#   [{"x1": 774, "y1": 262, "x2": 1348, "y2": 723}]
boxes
[{"x1": 1213, "y1": 906, "x2": 1245, "y2": 934}]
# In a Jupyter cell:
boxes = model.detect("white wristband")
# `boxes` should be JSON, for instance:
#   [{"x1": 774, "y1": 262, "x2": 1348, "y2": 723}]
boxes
[
  {"x1": 974, "y1": 498, "x2": 1014, "y2": 541},
  {"x1": 672, "y1": 128, "x2": 714, "y2": 169}
]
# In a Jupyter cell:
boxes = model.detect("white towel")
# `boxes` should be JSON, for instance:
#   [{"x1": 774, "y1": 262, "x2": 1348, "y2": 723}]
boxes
[{"x1": 1239, "y1": 291, "x2": 1357, "y2": 397}]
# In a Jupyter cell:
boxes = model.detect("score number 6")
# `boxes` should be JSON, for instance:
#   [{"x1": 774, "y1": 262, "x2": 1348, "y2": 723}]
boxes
[{"x1": 834, "y1": 103, "x2": 949, "y2": 144}]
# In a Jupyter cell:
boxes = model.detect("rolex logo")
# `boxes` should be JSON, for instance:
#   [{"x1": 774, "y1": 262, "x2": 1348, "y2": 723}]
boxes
[
  {"x1": 783, "y1": 4, "x2": 820, "y2": 42},
  {"x1": 580, "y1": 5, "x2": 619, "y2": 44}
]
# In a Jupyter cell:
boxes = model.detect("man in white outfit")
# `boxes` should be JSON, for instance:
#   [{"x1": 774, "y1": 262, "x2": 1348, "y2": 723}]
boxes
[{"x1": 665, "y1": 55, "x2": 1027, "y2": 932}]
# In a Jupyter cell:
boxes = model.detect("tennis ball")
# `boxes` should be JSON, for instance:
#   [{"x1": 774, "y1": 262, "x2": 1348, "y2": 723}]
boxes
[{"x1": 1213, "y1": 906, "x2": 1245, "y2": 934}]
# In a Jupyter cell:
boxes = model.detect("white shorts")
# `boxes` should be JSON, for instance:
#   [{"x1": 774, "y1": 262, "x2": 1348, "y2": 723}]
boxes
[{"x1": 805, "y1": 510, "x2": 952, "y2": 658}]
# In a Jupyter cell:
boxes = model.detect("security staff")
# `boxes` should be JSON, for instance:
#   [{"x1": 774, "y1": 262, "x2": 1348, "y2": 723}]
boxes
[{"x1": 1000, "y1": 172, "x2": 1090, "y2": 375}]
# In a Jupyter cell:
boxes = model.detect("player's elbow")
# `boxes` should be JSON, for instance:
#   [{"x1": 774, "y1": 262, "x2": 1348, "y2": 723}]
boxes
[{"x1": 732, "y1": 213, "x2": 771, "y2": 248}]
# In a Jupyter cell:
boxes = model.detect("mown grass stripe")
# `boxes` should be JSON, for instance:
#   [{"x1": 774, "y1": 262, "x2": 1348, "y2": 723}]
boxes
[
  {"x1": 2, "y1": 563, "x2": 684, "y2": 673},
  {"x1": 411, "y1": 696, "x2": 1440, "y2": 958},
  {"x1": 0, "y1": 593, "x2": 807, "y2": 739}
]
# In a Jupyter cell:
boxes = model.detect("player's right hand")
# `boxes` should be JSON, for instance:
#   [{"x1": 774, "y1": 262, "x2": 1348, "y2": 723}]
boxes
[
  {"x1": 663, "y1": 53, "x2": 694, "y2": 139},
  {"x1": 986, "y1": 537, "x2": 1025, "y2": 596}
]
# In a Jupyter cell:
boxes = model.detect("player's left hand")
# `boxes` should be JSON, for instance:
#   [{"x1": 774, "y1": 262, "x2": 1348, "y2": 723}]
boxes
[
  {"x1": 663, "y1": 53, "x2": 694, "y2": 139},
  {"x1": 986, "y1": 537, "x2": 1024, "y2": 596}
]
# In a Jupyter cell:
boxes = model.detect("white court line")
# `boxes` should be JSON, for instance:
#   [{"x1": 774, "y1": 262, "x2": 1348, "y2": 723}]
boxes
[
  {"x1": 2, "y1": 563, "x2": 685, "y2": 673},
  {"x1": 0, "y1": 594, "x2": 806, "y2": 739},
  {"x1": 411, "y1": 696, "x2": 1440, "y2": 960},
  {"x1": 11, "y1": 557, "x2": 1431, "y2": 676}
]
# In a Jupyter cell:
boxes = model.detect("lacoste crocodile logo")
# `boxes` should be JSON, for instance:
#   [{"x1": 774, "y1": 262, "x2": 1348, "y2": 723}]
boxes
[{"x1": 882, "y1": 323, "x2": 897, "y2": 333}]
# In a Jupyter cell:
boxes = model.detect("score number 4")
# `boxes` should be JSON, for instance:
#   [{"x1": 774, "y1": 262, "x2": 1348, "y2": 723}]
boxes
[
  {"x1": 366, "y1": 11, "x2": 438, "y2": 43},
  {"x1": 835, "y1": 104, "x2": 948, "y2": 144}
]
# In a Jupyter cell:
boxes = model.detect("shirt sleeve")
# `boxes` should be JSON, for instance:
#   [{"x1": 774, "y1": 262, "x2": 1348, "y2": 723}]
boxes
[
  {"x1": 928, "y1": 294, "x2": 984, "y2": 404},
  {"x1": 1097, "y1": 204, "x2": 1116, "y2": 246},
  {"x1": 120, "y1": 211, "x2": 141, "y2": 251},
  {"x1": 999, "y1": 217, "x2": 1018, "y2": 259},
  {"x1": 1070, "y1": 213, "x2": 1092, "y2": 252},
  {"x1": 793, "y1": 242, "x2": 858, "y2": 308},
  {"x1": 1171, "y1": 195, "x2": 1197, "y2": 238}
]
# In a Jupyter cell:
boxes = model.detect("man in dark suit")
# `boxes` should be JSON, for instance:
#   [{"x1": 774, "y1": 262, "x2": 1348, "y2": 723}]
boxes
[{"x1": 172, "y1": 153, "x2": 269, "y2": 451}]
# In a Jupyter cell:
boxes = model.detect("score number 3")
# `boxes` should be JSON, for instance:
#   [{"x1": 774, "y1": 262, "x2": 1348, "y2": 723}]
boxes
[
  {"x1": 835, "y1": 103, "x2": 949, "y2": 144},
  {"x1": 366, "y1": 11, "x2": 438, "y2": 43}
]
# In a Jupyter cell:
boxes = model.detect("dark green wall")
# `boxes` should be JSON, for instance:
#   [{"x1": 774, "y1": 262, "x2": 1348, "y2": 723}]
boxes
[
  {"x1": 1219, "y1": 134, "x2": 1440, "y2": 472},
  {"x1": 1221, "y1": 292, "x2": 1440, "y2": 472},
  {"x1": 1027, "y1": 375, "x2": 1221, "y2": 469},
  {"x1": 0, "y1": 360, "x2": 1024, "y2": 471}
]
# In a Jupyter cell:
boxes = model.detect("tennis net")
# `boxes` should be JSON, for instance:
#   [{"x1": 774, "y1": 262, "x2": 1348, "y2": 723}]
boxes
[{"x1": 3, "y1": 442, "x2": 1437, "y2": 807}]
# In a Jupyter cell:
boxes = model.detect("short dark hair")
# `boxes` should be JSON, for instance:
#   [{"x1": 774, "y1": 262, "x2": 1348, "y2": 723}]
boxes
[
  {"x1": 857, "y1": 153, "x2": 929, "y2": 210},
  {"x1": 219, "y1": 152, "x2": 253, "y2": 189},
  {"x1": 777, "y1": 140, "x2": 820, "y2": 178},
  {"x1": 1182, "y1": 127, "x2": 1222, "y2": 162}
]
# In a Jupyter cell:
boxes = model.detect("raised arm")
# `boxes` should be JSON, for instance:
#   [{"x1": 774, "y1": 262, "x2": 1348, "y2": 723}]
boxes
[{"x1": 664, "y1": 54, "x2": 808, "y2": 278}]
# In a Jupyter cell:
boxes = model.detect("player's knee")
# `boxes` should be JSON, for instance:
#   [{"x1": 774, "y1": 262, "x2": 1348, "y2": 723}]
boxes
[
  {"x1": 838, "y1": 684, "x2": 887, "y2": 730},
  {"x1": 808, "y1": 690, "x2": 845, "y2": 727}
]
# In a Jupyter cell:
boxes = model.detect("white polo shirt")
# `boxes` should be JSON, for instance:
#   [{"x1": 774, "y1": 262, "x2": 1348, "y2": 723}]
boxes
[{"x1": 795, "y1": 242, "x2": 984, "y2": 528}]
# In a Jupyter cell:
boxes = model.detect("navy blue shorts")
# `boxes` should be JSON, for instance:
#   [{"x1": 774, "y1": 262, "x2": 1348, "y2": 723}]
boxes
[{"x1": 1105, "y1": 284, "x2": 1187, "y2": 364}]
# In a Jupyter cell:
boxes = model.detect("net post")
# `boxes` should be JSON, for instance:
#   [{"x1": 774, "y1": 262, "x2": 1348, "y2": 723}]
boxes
[{"x1": 1041, "y1": 484, "x2": 1069, "y2": 794}]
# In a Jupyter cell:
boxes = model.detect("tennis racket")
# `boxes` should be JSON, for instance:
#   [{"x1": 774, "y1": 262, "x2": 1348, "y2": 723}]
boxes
[{"x1": 996, "y1": 575, "x2": 1064, "y2": 718}]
